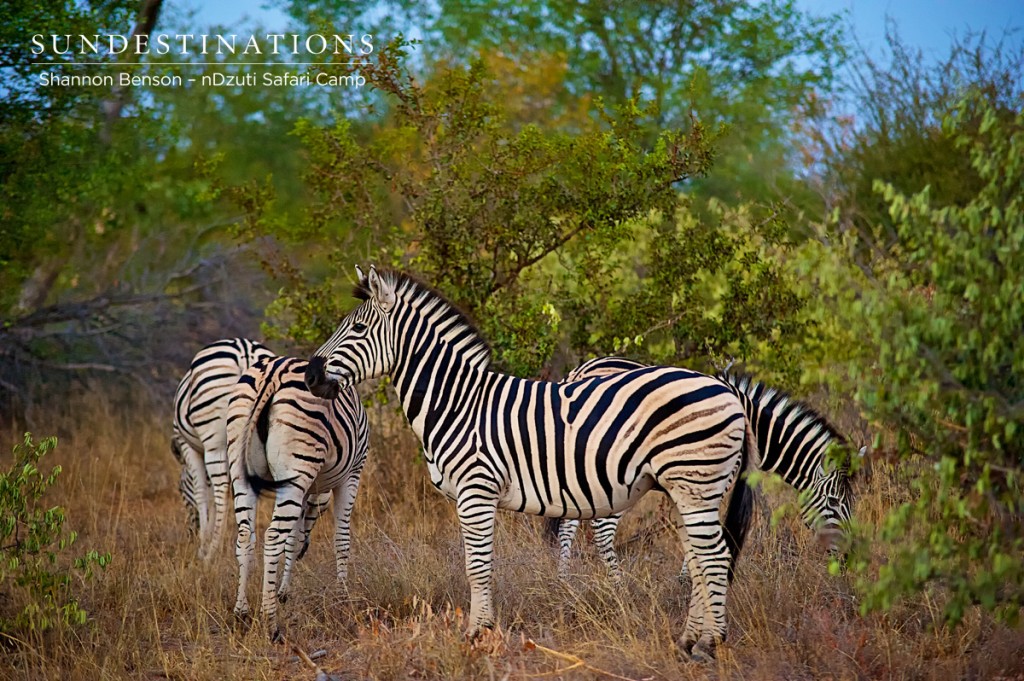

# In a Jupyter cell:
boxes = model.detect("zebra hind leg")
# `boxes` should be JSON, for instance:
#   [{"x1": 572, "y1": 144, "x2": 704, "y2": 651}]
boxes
[
  {"x1": 278, "y1": 491, "x2": 331, "y2": 604},
  {"x1": 261, "y1": 484, "x2": 311, "y2": 643},
  {"x1": 665, "y1": 483, "x2": 731, "y2": 662},
  {"x1": 332, "y1": 465, "x2": 364, "y2": 585},
  {"x1": 231, "y1": 475, "x2": 258, "y2": 626}
]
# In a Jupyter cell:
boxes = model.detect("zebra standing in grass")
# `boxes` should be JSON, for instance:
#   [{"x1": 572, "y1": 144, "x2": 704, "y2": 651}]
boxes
[
  {"x1": 556, "y1": 356, "x2": 860, "y2": 583},
  {"x1": 172, "y1": 339, "x2": 333, "y2": 576},
  {"x1": 172, "y1": 337, "x2": 276, "y2": 556},
  {"x1": 228, "y1": 355, "x2": 369, "y2": 642},
  {"x1": 305, "y1": 266, "x2": 756, "y2": 660}
]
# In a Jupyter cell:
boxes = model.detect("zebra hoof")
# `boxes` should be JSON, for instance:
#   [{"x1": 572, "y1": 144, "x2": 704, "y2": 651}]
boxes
[
  {"x1": 278, "y1": 591, "x2": 289, "y2": 604},
  {"x1": 464, "y1": 622, "x2": 494, "y2": 642},
  {"x1": 676, "y1": 633, "x2": 696, "y2": 658},
  {"x1": 689, "y1": 638, "x2": 717, "y2": 663},
  {"x1": 269, "y1": 625, "x2": 285, "y2": 644},
  {"x1": 232, "y1": 608, "x2": 251, "y2": 628}
]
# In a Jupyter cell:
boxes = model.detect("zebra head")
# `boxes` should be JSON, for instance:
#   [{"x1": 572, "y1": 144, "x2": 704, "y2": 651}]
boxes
[
  {"x1": 306, "y1": 265, "x2": 398, "y2": 399},
  {"x1": 799, "y1": 444, "x2": 864, "y2": 554}
]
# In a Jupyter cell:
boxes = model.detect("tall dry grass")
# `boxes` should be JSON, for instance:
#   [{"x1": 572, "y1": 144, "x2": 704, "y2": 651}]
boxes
[{"x1": 1, "y1": 387, "x2": 1021, "y2": 680}]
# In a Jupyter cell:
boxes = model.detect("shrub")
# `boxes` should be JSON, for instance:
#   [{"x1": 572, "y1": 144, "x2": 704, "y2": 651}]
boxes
[
  {"x1": 797, "y1": 92, "x2": 1024, "y2": 625},
  {"x1": 0, "y1": 433, "x2": 110, "y2": 637}
]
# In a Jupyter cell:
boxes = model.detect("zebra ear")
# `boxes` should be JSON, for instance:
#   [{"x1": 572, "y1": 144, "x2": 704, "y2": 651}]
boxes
[
  {"x1": 355, "y1": 264, "x2": 365, "y2": 282},
  {"x1": 367, "y1": 267, "x2": 396, "y2": 312},
  {"x1": 857, "y1": 446, "x2": 867, "y2": 458}
]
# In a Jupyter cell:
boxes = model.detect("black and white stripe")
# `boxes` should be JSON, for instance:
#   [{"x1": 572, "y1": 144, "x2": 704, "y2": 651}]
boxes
[
  {"x1": 172, "y1": 337, "x2": 275, "y2": 556},
  {"x1": 557, "y1": 356, "x2": 858, "y2": 582},
  {"x1": 305, "y1": 267, "x2": 755, "y2": 660},
  {"x1": 228, "y1": 355, "x2": 369, "y2": 642}
]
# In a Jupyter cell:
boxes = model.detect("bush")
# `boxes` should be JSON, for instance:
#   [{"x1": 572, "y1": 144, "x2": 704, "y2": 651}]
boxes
[
  {"x1": 797, "y1": 92, "x2": 1024, "y2": 625},
  {"x1": 0, "y1": 433, "x2": 110, "y2": 637}
]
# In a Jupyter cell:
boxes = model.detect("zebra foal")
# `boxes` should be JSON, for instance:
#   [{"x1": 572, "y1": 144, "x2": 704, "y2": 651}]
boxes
[
  {"x1": 227, "y1": 355, "x2": 369, "y2": 642},
  {"x1": 305, "y1": 266, "x2": 755, "y2": 660},
  {"x1": 556, "y1": 356, "x2": 859, "y2": 582}
]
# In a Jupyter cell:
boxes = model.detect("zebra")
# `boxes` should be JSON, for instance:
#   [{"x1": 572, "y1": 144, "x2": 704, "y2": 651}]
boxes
[
  {"x1": 172, "y1": 339, "x2": 333, "y2": 576},
  {"x1": 228, "y1": 355, "x2": 369, "y2": 642},
  {"x1": 305, "y1": 266, "x2": 756, "y2": 661},
  {"x1": 172, "y1": 337, "x2": 276, "y2": 556},
  {"x1": 555, "y1": 356, "x2": 860, "y2": 583}
]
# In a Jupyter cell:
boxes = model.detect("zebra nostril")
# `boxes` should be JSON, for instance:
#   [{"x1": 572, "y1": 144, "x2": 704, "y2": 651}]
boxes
[{"x1": 305, "y1": 356, "x2": 327, "y2": 388}]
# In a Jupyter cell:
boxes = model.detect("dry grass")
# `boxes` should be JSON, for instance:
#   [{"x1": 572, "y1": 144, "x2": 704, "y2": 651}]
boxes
[{"x1": 1, "y1": 388, "x2": 1022, "y2": 681}]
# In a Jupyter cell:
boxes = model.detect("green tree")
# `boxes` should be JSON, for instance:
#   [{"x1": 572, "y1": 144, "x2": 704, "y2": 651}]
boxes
[
  {"x1": 0, "y1": 3, "x2": 311, "y2": 405},
  {"x1": 241, "y1": 39, "x2": 809, "y2": 383},
  {"x1": 797, "y1": 91, "x2": 1024, "y2": 624},
  {"x1": 288, "y1": 0, "x2": 845, "y2": 215},
  {"x1": 809, "y1": 28, "x2": 1023, "y2": 250}
]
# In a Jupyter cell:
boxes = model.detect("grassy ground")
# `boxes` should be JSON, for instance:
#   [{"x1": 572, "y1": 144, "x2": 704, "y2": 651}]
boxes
[{"x1": 1, "y1": 387, "x2": 1022, "y2": 680}]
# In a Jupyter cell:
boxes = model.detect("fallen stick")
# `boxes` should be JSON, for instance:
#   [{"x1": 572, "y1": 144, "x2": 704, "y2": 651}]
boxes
[
  {"x1": 523, "y1": 638, "x2": 645, "y2": 681},
  {"x1": 288, "y1": 637, "x2": 334, "y2": 681}
]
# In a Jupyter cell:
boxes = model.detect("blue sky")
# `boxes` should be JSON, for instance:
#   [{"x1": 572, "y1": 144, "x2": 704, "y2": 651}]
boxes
[{"x1": 182, "y1": 0, "x2": 1022, "y2": 68}]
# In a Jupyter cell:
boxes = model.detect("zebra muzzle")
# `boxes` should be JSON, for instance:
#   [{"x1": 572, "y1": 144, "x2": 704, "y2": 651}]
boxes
[{"x1": 304, "y1": 356, "x2": 340, "y2": 400}]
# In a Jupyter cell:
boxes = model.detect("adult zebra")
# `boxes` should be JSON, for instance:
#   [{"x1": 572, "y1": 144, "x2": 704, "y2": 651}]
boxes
[
  {"x1": 555, "y1": 357, "x2": 859, "y2": 583},
  {"x1": 305, "y1": 266, "x2": 755, "y2": 660},
  {"x1": 228, "y1": 355, "x2": 369, "y2": 642},
  {"x1": 172, "y1": 337, "x2": 276, "y2": 556}
]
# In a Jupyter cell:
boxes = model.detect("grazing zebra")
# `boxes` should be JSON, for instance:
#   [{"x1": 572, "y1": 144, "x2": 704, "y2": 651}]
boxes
[
  {"x1": 305, "y1": 266, "x2": 755, "y2": 660},
  {"x1": 228, "y1": 355, "x2": 369, "y2": 642},
  {"x1": 172, "y1": 337, "x2": 276, "y2": 556},
  {"x1": 556, "y1": 356, "x2": 859, "y2": 583}
]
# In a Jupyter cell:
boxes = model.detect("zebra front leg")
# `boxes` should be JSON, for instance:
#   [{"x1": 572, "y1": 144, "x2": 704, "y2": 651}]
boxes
[
  {"x1": 260, "y1": 485, "x2": 308, "y2": 643},
  {"x1": 456, "y1": 487, "x2": 499, "y2": 637},
  {"x1": 556, "y1": 519, "x2": 579, "y2": 580},
  {"x1": 231, "y1": 475, "x2": 258, "y2": 625},
  {"x1": 592, "y1": 515, "x2": 624, "y2": 582},
  {"x1": 332, "y1": 466, "x2": 364, "y2": 584}
]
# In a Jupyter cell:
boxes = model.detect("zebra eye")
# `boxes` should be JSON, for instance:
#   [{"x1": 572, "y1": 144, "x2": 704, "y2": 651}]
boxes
[{"x1": 351, "y1": 322, "x2": 367, "y2": 333}]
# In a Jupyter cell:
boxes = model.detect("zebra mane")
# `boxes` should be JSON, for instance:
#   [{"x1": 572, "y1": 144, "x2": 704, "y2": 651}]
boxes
[
  {"x1": 355, "y1": 269, "x2": 492, "y2": 368},
  {"x1": 719, "y1": 371, "x2": 847, "y2": 465}
]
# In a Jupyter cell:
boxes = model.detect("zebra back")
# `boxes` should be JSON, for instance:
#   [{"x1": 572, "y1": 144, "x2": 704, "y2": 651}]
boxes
[{"x1": 173, "y1": 337, "x2": 276, "y2": 450}]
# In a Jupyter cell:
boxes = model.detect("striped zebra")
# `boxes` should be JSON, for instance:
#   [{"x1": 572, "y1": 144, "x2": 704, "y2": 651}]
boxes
[
  {"x1": 556, "y1": 356, "x2": 859, "y2": 583},
  {"x1": 172, "y1": 337, "x2": 276, "y2": 557},
  {"x1": 305, "y1": 266, "x2": 755, "y2": 660},
  {"x1": 172, "y1": 339, "x2": 332, "y2": 576},
  {"x1": 228, "y1": 355, "x2": 369, "y2": 642}
]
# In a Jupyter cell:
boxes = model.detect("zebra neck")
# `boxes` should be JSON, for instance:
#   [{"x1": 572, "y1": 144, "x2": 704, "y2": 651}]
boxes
[{"x1": 390, "y1": 329, "x2": 487, "y2": 449}]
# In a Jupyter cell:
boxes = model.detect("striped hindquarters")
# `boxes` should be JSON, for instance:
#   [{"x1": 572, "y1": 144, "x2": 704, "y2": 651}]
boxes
[{"x1": 172, "y1": 337, "x2": 276, "y2": 452}]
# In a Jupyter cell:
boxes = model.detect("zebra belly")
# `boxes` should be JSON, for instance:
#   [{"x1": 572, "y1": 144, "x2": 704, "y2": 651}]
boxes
[{"x1": 496, "y1": 472, "x2": 655, "y2": 518}]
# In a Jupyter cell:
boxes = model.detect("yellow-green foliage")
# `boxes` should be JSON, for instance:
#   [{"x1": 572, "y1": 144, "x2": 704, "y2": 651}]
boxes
[
  {"x1": 796, "y1": 93, "x2": 1024, "y2": 624},
  {"x1": 0, "y1": 434, "x2": 110, "y2": 637},
  {"x1": 239, "y1": 39, "x2": 809, "y2": 382}
]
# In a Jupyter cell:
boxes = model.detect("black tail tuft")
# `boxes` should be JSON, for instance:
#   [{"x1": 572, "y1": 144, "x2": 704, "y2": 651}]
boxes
[{"x1": 542, "y1": 517, "x2": 561, "y2": 545}]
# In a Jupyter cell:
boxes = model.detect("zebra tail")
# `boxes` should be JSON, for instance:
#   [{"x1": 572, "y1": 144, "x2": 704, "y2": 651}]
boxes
[
  {"x1": 724, "y1": 417, "x2": 758, "y2": 582},
  {"x1": 234, "y1": 357, "x2": 283, "y2": 489},
  {"x1": 542, "y1": 517, "x2": 562, "y2": 545}
]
